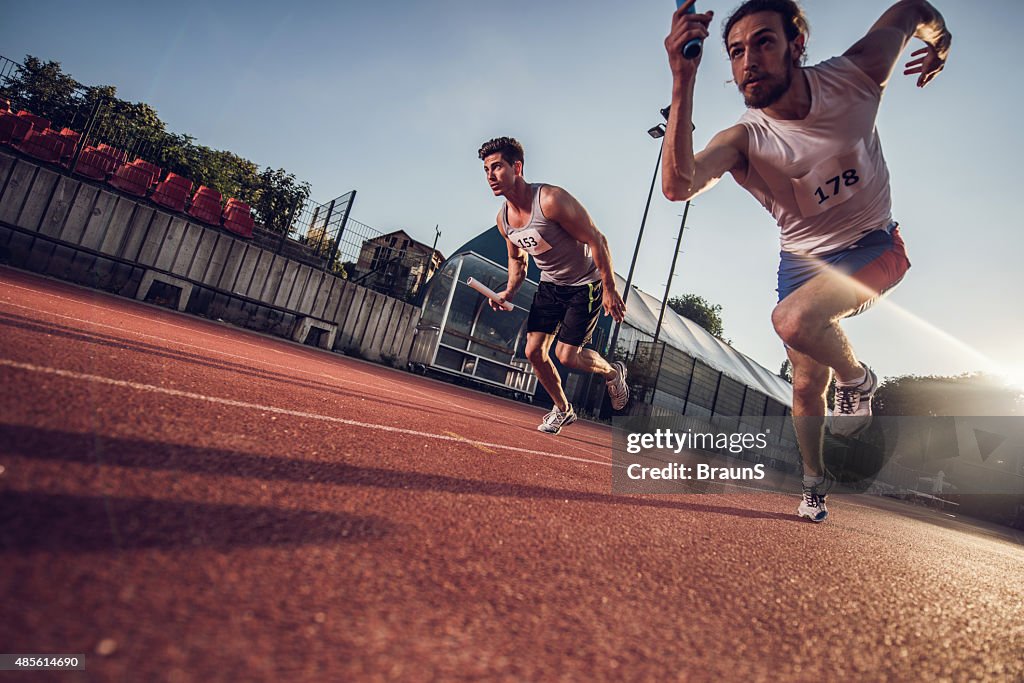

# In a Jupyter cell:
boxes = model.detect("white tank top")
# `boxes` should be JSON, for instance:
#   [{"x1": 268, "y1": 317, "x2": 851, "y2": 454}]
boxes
[{"x1": 736, "y1": 56, "x2": 893, "y2": 255}]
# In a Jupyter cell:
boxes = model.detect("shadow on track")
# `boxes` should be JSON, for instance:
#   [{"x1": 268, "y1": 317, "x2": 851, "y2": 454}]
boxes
[
  {"x1": 3, "y1": 424, "x2": 799, "y2": 524},
  {"x1": 0, "y1": 491, "x2": 392, "y2": 553}
]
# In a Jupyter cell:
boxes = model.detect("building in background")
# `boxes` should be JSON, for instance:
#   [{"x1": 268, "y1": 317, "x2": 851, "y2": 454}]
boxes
[{"x1": 354, "y1": 230, "x2": 444, "y2": 300}]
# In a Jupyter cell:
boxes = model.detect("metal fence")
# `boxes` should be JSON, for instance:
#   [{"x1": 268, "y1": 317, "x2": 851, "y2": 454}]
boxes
[
  {"x1": 270, "y1": 191, "x2": 356, "y2": 272},
  {"x1": 625, "y1": 340, "x2": 799, "y2": 452}
]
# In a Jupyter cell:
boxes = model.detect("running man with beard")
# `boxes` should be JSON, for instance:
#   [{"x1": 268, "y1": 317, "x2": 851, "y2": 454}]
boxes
[
  {"x1": 661, "y1": 0, "x2": 951, "y2": 521},
  {"x1": 479, "y1": 137, "x2": 630, "y2": 434}
]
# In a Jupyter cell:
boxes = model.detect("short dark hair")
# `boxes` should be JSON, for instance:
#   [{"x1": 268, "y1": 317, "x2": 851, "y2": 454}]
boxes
[
  {"x1": 478, "y1": 137, "x2": 524, "y2": 167},
  {"x1": 723, "y1": 0, "x2": 810, "y2": 62}
]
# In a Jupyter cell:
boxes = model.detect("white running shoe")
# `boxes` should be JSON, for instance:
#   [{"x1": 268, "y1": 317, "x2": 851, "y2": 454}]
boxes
[
  {"x1": 830, "y1": 363, "x2": 878, "y2": 438},
  {"x1": 797, "y1": 482, "x2": 830, "y2": 523},
  {"x1": 606, "y1": 361, "x2": 629, "y2": 411},
  {"x1": 538, "y1": 405, "x2": 577, "y2": 434}
]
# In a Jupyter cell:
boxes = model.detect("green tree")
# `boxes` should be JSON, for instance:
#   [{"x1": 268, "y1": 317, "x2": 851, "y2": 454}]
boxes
[
  {"x1": 84, "y1": 85, "x2": 169, "y2": 152},
  {"x1": 666, "y1": 293, "x2": 725, "y2": 339},
  {"x1": 0, "y1": 56, "x2": 83, "y2": 125},
  {"x1": 249, "y1": 167, "x2": 311, "y2": 235},
  {"x1": 874, "y1": 373, "x2": 1022, "y2": 416}
]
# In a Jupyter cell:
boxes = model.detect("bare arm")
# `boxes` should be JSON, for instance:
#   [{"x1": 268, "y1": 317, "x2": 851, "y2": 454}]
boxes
[
  {"x1": 663, "y1": 119, "x2": 748, "y2": 203},
  {"x1": 844, "y1": 0, "x2": 951, "y2": 88},
  {"x1": 494, "y1": 212, "x2": 528, "y2": 310},
  {"x1": 541, "y1": 187, "x2": 626, "y2": 323},
  {"x1": 661, "y1": 1, "x2": 747, "y2": 202}
]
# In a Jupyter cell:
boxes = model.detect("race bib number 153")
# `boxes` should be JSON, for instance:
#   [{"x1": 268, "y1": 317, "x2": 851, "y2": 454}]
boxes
[{"x1": 511, "y1": 227, "x2": 552, "y2": 255}]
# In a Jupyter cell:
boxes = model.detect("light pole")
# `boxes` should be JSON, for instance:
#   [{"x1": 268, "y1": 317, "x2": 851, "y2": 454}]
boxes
[
  {"x1": 652, "y1": 199, "x2": 691, "y2": 347},
  {"x1": 607, "y1": 119, "x2": 667, "y2": 360}
]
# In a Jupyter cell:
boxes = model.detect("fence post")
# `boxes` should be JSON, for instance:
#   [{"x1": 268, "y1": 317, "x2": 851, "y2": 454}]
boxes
[
  {"x1": 307, "y1": 204, "x2": 321, "y2": 250},
  {"x1": 277, "y1": 195, "x2": 304, "y2": 254},
  {"x1": 681, "y1": 356, "x2": 697, "y2": 415},
  {"x1": 325, "y1": 190, "x2": 356, "y2": 273},
  {"x1": 315, "y1": 199, "x2": 335, "y2": 262}
]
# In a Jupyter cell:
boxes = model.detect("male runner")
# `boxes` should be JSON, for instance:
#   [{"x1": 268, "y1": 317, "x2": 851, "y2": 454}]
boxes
[
  {"x1": 479, "y1": 137, "x2": 629, "y2": 434},
  {"x1": 661, "y1": 0, "x2": 951, "y2": 520}
]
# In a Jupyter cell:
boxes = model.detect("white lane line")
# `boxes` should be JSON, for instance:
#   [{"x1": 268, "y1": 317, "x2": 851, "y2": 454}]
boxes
[
  {"x1": 0, "y1": 288, "x2": 613, "y2": 461},
  {"x1": 0, "y1": 294, "x2": 507, "y2": 416},
  {"x1": 0, "y1": 358, "x2": 619, "y2": 469}
]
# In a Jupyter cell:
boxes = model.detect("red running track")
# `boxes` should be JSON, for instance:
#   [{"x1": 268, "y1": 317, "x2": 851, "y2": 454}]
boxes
[{"x1": 0, "y1": 265, "x2": 1022, "y2": 682}]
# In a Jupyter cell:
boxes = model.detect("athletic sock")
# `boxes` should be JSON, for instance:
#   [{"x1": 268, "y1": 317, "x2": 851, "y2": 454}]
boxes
[
  {"x1": 837, "y1": 367, "x2": 867, "y2": 387},
  {"x1": 803, "y1": 475, "x2": 826, "y2": 488}
]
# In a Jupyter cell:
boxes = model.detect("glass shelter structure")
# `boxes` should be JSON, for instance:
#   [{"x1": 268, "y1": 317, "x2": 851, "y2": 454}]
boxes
[{"x1": 409, "y1": 252, "x2": 538, "y2": 397}]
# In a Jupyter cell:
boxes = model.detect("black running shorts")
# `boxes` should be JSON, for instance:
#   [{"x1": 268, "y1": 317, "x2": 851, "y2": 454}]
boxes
[{"x1": 526, "y1": 280, "x2": 603, "y2": 347}]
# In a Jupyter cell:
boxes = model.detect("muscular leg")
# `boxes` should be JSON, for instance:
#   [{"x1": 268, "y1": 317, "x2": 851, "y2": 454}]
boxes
[
  {"x1": 775, "y1": 264, "x2": 890, "y2": 475},
  {"x1": 771, "y1": 267, "x2": 877, "y2": 383},
  {"x1": 786, "y1": 345, "x2": 832, "y2": 478},
  {"x1": 553, "y1": 342, "x2": 615, "y2": 380},
  {"x1": 525, "y1": 332, "x2": 569, "y2": 411}
]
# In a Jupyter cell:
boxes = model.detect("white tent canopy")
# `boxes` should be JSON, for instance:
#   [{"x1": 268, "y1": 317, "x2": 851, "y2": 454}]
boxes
[{"x1": 616, "y1": 274, "x2": 793, "y2": 407}]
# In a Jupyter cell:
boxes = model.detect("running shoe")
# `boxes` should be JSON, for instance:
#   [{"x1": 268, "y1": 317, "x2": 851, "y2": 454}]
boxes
[
  {"x1": 830, "y1": 363, "x2": 878, "y2": 437},
  {"x1": 797, "y1": 480, "x2": 830, "y2": 523},
  {"x1": 606, "y1": 361, "x2": 630, "y2": 411},
  {"x1": 538, "y1": 405, "x2": 577, "y2": 434}
]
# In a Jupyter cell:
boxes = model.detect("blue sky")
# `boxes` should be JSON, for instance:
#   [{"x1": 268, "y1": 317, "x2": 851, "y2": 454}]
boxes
[{"x1": 2, "y1": 0, "x2": 1021, "y2": 387}]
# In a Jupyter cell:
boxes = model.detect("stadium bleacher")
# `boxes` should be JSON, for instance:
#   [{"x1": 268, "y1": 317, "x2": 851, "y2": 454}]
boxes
[
  {"x1": 2, "y1": 102, "x2": 257, "y2": 241},
  {"x1": 15, "y1": 128, "x2": 64, "y2": 164}
]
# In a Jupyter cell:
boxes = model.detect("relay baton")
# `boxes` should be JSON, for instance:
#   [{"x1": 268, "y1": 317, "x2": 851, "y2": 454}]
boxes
[
  {"x1": 466, "y1": 277, "x2": 514, "y2": 311},
  {"x1": 676, "y1": 0, "x2": 703, "y2": 59}
]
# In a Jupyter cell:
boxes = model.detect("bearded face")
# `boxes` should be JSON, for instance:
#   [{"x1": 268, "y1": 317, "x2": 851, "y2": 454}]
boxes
[
  {"x1": 726, "y1": 11, "x2": 804, "y2": 111},
  {"x1": 740, "y1": 46, "x2": 795, "y2": 109}
]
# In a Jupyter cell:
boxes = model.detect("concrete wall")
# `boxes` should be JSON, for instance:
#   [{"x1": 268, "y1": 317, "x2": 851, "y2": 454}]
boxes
[{"x1": 0, "y1": 151, "x2": 420, "y2": 366}]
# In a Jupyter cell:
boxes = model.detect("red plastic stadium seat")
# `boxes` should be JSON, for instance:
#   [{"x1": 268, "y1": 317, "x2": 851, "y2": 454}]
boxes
[
  {"x1": 151, "y1": 186, "x2": 189, "y2": 213},
  {"x1": 16, "y1": 110, "x2": 50, "y2": 133},
  {"x1": 73, "y1": 146, "x2": 119, "y2": 181},
  {"x1": 163, "y1": 173, "x2": 193, "y2": 193},
  {"x1": 57, "y1": 129, "x2": 81, "y2": 165},
  {"x1": 222, "y1": 199, "x2": 254, "y2": 238},
  {"x1": 130, "y1": 159, "x2": 161, "y2": 184},
  {"x1": 187, "y1": 185, "x2": 222, "y2": 225},
  {"x1": 59, "y1": 128, "x2": 82, "y2": 149},
  {"x1": 151, "y1": 175, "x2": 192, "y2": 213},
  {"x1": 0, "y1": 113, "x2": 32, "y2": 145},
  {"x1": 96, "y1": 144, "x2": 128, "y2": 163},
  {"x1": 194, "y1": 185, "x2": 222, "y2": 201},
  {"x1": 163, "y1": 172, "x2": 193, "y2": 192},
  {"x1": 108, "y1": 162, "x2": 155, "y2": 197},
  {"x1": 15, "y1": 129, "x2": 64, "y2": 164}
]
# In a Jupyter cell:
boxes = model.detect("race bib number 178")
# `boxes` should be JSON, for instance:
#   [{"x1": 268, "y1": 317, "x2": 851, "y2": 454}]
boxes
[{"x1": 790, "y1": 138, "x2": 870, "y2": 218}]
